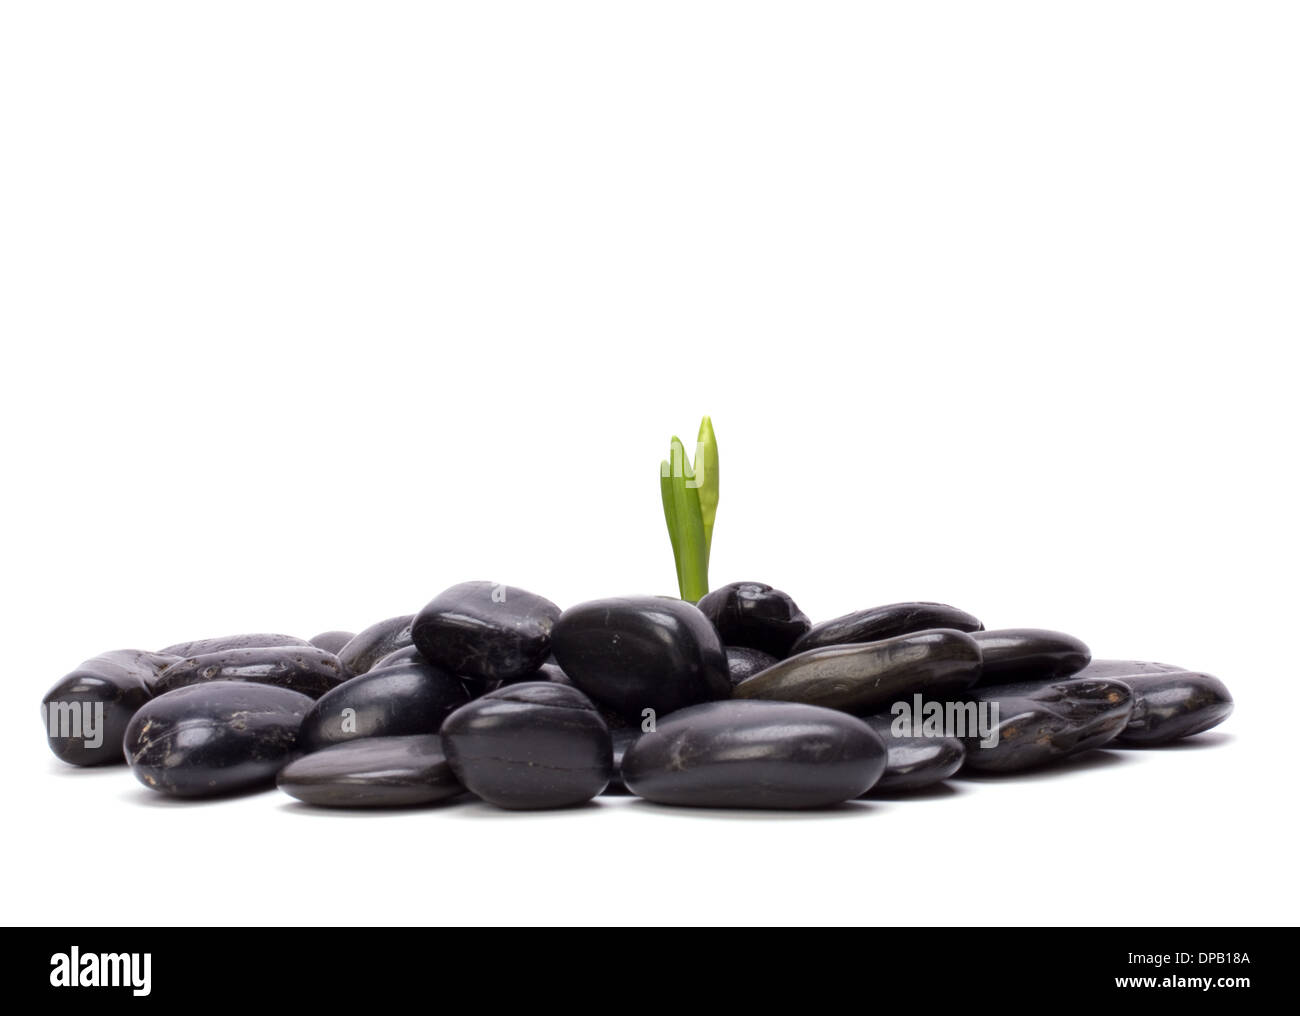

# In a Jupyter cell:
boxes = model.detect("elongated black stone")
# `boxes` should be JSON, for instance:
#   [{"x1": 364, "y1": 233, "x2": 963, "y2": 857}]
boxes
[
  {"x1": 790, "y1": 602, "x2": 983, "y2": 655},
  {"x1": 151, "y1": 646, "x2": 346, "y2": 698},
  {"x1": 621, "y1": 700, "x2": 887, "y2": 808},
  {"x1": 337, "y1": 616, "x2": 414, "y2": 676},
  {"x1": 41, "y1": 650, "x2": 180, "y2": 766},
  {"x1": 412, "y1": 581, "x2": 560, "y2": 683},
  {"x1": 972, "y1": 628, "x2": 1091, "y2": 685},
  {"x1": 550, "y1": 596, "x2": 730, "y2": 722},
  {"x1": 725, "y1": 646, "x2": 779, "y2": 687},
  {"x1": 1067, "y1": 662, "x2": 1233, "y2": 745},
  {"x1": 124, "y1": 681, "x2": 312, "y2": 797},
  {"x1": 733, "y1": 629, "x2": 982, "y2": 715},
  {"x1": 863, "y1": 714, "x2": 965, "y2": 793},
  {"x1": 440, "y1": 682, "x2": 612, "y2": 809},
  {"x1": 159, "y1": 633, "x2": 308, "y2": 657},
  {"x1": 309, "y1": 631, "x2": 356, "y2": 654},
  {"x1": 696, "y1": 581, "x2": 811, "y2": 658},
  {"x1": 959, "y1": 678, "x2": 1133, "y2": 773},
  {"x1": 277, "y1": 736, "x2": 463, "y2": 808},
  {"x1": 299, "y1": 658, "x2": 470, "y2": 751}
]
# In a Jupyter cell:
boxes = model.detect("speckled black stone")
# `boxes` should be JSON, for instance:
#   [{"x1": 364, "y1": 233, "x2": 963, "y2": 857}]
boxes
[
  {"x1": 159, "y1": 632, "x2": 308, "y2": 657},
  {"x1": 337, "y1": 616, "x2": 414, "y2": 676},
  {"x1": 733, "y1": 629, "x2": 983, "y2": 715},
  {"x1": 124, "y1": 680, "x2": 312, "y2": 797},
  {"x1": 621, "y1": 700, "x2": 887, "y2": 808},
  {"x1": 725, "y1": 646, "x2": 779, "y2": 687},
  {"x1": 1068, "y1": 661, "x2": 1233, "y2": 745},
  {"x1": 696, "y1": 581, "x2": 811, "y2": 658},
  {"x1": 299, "y1": 657, "x2": 470, "y2": 751},
  {"x1": 277, "y1": 736, "x2": 463, "y2": 808},
  {"x1": 972, "y1": 628, "x2": 1091, "y2": 685},
  {"x1": 863, "y1": 714, "x2": 966, "y2": 793},
  {"x1": 41, "y1": 650, "x2": 180, "y2": 766},
  {"x1": 440, "y1": 682, "x2": 612, "y2": 809},
  {"x1": 959, "y1": 678, "x2": 1133, "y2": 773},
  {"x1": 151, "y1": 646, "x2": 346, "y2": 698},
  {"x1": 790, "y1": 602, "x2": 983, "y2": 655},
  {"x1": 551, "y1": 596, "x2": 730, "y2": 723},
  {"x1": 308, "y1": 630, "x2": 356, "y2": 654},
  {"x1": 412, "y1": 581, "x2": 561, "y2": 684}
]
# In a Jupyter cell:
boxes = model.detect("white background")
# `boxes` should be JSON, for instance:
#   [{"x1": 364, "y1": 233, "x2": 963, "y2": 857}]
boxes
[{"x1": 2, "y1": 2, "x2": 1296, "y2": 926}]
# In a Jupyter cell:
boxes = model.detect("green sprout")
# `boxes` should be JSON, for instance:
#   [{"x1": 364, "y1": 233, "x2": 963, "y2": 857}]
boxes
[{"x1": 659, "y1": 416, "x2": 718, "y2": 602}]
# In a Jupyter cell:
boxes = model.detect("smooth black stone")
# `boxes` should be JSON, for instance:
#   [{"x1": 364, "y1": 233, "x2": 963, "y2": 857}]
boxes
[
  {"x1": 369, "y1": 645, "x2": 426, "y2": 672},
  {"x1": 551, "y1": 596, "x2": 730, "y2": 723},
  {"x1": 41, "y1": 650, "x2": 180, "y2": 766},
  {"x1": 159, "y1": 632, "x2": 308, "y2": 657},
  {"x1": 308, "y1": 630, "x2": 356, "y2": 654},
  {"x1": 972, "y1": 628, "x2": 1091, "y2": 685},
  {"x1": 124, "y1": 681, "x2": 312, "y2": 797},
  {"x1": 412, "y1": 581, "x2": 560, "y2": 683},
  {"x1": 725, "y1": 646, "x2": 779, "y2": 687},
  {"x1": 440, "y1": 682, "x2": 612, "y2": 809},
  {"x1": 863, "y1": 714, "x2": 965, "y2": 793},
  {"x1": 151, "y1": 646, "x2": 346, "y2": 699},
  {"x1": 790, "y1": 602, "x2": 984, "y2": 655},
  {"x1": 733, "y1": 629, "x2": 983, "y2": 715},
  {"x1": 621, "y1": 700, "x2": 887, "y2": 808},
  {"x1": 299, "y1": 658, "x2": 470, "y2": 752},
  {"x1": 959, "y1": 678, "x2": 1133, "y2": 773},
  {"x1": 603, "y1": 726, "x2": 643, "y2": 795},
  {"x1": 1067, "y1": 664, "x2": 1232, "y2": 745},
  {"x1": 337, "y1": 615, "x2": 414, "y2": 675},
  {"x1": 276, "y1": 736, "x2": 463, "y2": 808},
  {"x1": 696, "y1": 581, "x2": 811, "y2": 658}
]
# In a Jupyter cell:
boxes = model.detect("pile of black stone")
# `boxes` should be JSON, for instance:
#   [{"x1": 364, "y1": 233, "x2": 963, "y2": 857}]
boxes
[{"x1": 40, "y1": 580, "x2": 1233, "y2": 810}]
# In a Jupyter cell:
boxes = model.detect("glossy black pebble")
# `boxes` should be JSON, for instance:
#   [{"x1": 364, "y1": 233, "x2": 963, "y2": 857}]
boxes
[
  {"x1": 1069, "y1": 662, "x2": 1233, "y2": 745},
  {"x1": 124, "y1": 680, "x2": 312, "y2": 797},
  {"x1": 276, "y1": 736, "x2": 463, "y2": 808},
  {"x1": 960, "y1": 678, "x2": 1133, "y2": 773},
  {"x1": 973, "y1": 628, "x2": 1090, "y2": 685},
  {"x1": 151, "y1": 646, "x2": 346, "y2": 698},
  {"x1": 696, "y1": 581, "x2": 811, "y2": 658},
  {"x1": 412, "y1": 581, "x2": 561, "y2": 684},
  {"x1": 337, "y1": 615, "x2": 414, "y2": 675},
  {"x1": 440, "y1": 682, "x2": 612, "y2": 809},
  {"x1": 863, "y1": 714, "x2": 966, "y2": 793},
  {"x1": 41, "y1": 650, "x2": 180, "y2": 766},
  {"x1": 309, "y1": 630, "x2": 356, "y2": 654},
  {"x1": 159, "y1": 632, "x2": 308, "y2": 657},
  {"x1": 621, "y1": 700, "x2": 887, "y2": 808},
  {"x1": 299, "y1": 658, "x2": 470, "y2": 752},
  {"x1": 551, "y1": 596, "x2": 730, "y2": 722},
  {"x1": 791, "y1": 602, "x2": 983, "y2": 655},
  {"x1": 734, "y1": 629, "x2": 983, "y2": 715},
  {"x1": 725, "y1": 646, "x2": 779, "y2": 687}
]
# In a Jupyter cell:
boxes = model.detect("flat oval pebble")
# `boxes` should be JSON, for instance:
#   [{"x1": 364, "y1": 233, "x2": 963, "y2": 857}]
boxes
[
  {"x1": 124, "y1": 680, "x2": 312, "y2": 797},
  {"x1": 621, "y1": 700, "x2": 887, "y2": 808},
  {"x1": 151, "y1": 646, "x2": 346, "y2": 698},
  {"x1": 41, "y1": 650, "x2": 180, "y2": 766},
  {"x1": 551, "y1": 596, "x2": 730, "y2": 722},
  {"x1": 733, "y1": 629, "x2": 983, "y2": 715},
  {"x1": 337, "y1": 616, "x2": 414, "y2": 675},
  {"x1": 863, "y1": 714, "x2": 966, "y2": 793},
  {"x1": 299, "y1": 657, "x2": 470, "y2": 752},
  {"x1": 696, "y1": 581, "x2": 811, "y2": 658},
  {"x1": 159, "y1": 632, "x2": 308, "y2": 657},
  {"x1": 412, "y1": 581, "x2": 560, "y2": 683},
  {"x1": 972, "y1": 628, "x2": 1091, "y2": 685},
  {"x1": 959, "y1": 678, "x2": 1133, "y2": 773},
  {"x1": 276, "y1": 736, "x2": 463, "y2": 808},
  {"x1": 790, "y1": 602, "x2": 984, "y2": 655},
  {"x1": 440, "y1": 682, "x2": 612, "y2": 809},
  {"x1": 308, "y1": 630, "x2": 356, "y2": 654},
  {"x1": 725, "y1": 646, "x2": 779, "y2": 687},
  {"x1": 1066, "y1": 664, "x2": 1233, "y2": 745}
]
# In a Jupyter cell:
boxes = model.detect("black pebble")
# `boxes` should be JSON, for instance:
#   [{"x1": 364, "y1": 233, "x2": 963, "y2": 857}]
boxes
[
  {"x1": 791, "y1": 602, "x2": 983, "y2": 655},
  {"x1": 151, "y1": 646, "x2": 346, "y2": 699},
  {"x1": 972, "y1": 628, "x2": 1090, "y2": 685},
  {"x1": 308, "y1": 630, "x2": 356, "y2": 654},
  {"x1": 696, "y1": 581, "x2": 811, "y2": 658},
  {"x1": 412, "y1": 581, "x2": 561, "y2": 684},
  {"x1": 724, "y1": 646, "x2": 779, "y2": 687},
  {"x1": 277, "y1": 736, "x2": 463, "y2": 808},
  {"x1": 337, "y1": 615, "x2": 414, "y2": 676}
]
